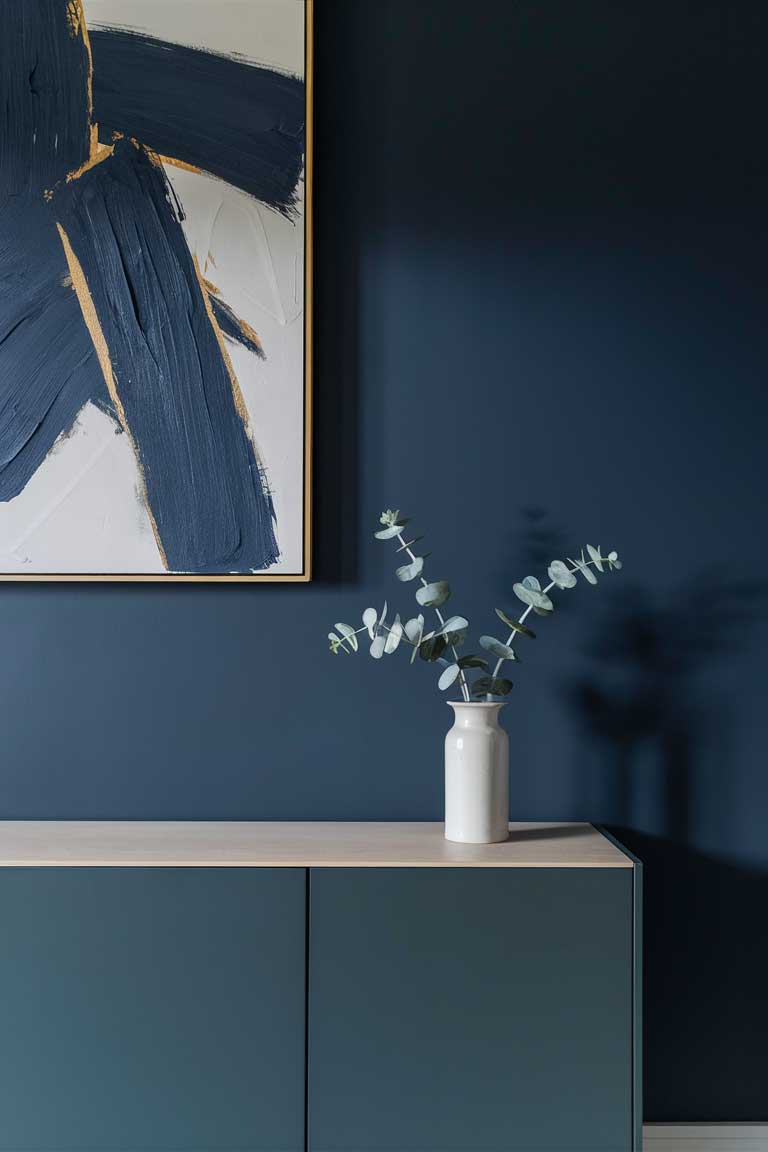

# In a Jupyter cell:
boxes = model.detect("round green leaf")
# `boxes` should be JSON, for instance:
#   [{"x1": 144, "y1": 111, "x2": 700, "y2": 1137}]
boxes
[
  {"x1": 457, "y1": 655, "x2": 489, "y2": 670},
  {"x1": 334, "y1": 623, "x2": 358, "y2": 652},
  {"x1": 547, "y1": 560, "x2": 577, "y2": 589},
  {"x1": 479, "y1": 635, "x2": 518, "y2": 661},
  {"x1": 396, "y1": 557, "x2": 424, "y2": 582},
  {"x1": 514, "y1": 582, "x2": 553, "y2": 611},
  {"x1": 404, "y1": 615, "x2": 424, "y2": 642},
  {"x1": 438, "y1": 664, "x2": 461, "y2": 691},
  {"x1": 416, "y1": 581, "x2": 450, "y2": 607},
  {"x1": 384, "y1": 615, "x2": 403, "y2": 654},
  {"x1": 587, "y1": 544, "x2": 604, "y2": 573},
  {"x1": 472, "y1": 675, "x2": 513, "y2": 696},
  {"x1": 374, "y1": 524, "x2": 404, "y2": 540},
  {"x1": 369, "y1": 634, "x2": 386, "y2": 659},
  {"x1": 438, "y1": 614, "x2": 468, "y2": 633},
  {"x1": 495, "y1": 608, "x2": 536, "y2": 639},
  {"x1": 419, "y1": 634, "x2": 447, "y2": 662},
  {"x1": 571, "y1": 558, "x2": 598, "y2": 585}
]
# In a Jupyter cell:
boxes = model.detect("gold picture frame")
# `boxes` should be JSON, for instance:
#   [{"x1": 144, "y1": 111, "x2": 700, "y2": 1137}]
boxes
[{"x1": 0, "y1": 0, "x2": 313, "y2": 583}]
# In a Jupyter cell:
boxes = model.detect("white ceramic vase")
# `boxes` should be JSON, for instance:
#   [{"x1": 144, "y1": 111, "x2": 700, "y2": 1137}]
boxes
[{"x1": 444, "y1": 702, "x2": 509, "y2": 844}]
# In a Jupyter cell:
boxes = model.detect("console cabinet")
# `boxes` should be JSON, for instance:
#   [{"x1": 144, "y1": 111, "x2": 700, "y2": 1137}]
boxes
[{"x1": 0, "y1": 822, "x2": 641, "y2": 1152}]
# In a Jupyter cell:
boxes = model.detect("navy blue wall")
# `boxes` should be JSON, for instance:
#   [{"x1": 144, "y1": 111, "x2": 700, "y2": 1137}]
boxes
[{"x1": 1, "y1": 0, "x2": 766, "y2": 1121}]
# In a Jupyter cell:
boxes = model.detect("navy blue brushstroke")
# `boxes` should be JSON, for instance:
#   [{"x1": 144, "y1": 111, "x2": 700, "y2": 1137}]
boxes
[
  {"x1": 90, "y1": 28, "x2": 305, "y2": 217},
  {"x1": 53, "y1": 141, "x2": 278, "y2": 574},
  {"x1": 0, "y1": 0, "x2": 91, "y2": 197},
  {"x1": 0, "y1": 197, "x2": 109, "y2": 501},
  {"x1": 210, "y1": 295, "x2": 265, "y2": 360},
  {"x1": 0, "y1": 0, "x2": 109, "y2": 503}
]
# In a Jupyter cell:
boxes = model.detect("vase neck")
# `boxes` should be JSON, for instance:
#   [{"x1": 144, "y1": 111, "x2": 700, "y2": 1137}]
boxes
[{"x1": 448, "y1": 702, "x2": 504, "y2": 729}]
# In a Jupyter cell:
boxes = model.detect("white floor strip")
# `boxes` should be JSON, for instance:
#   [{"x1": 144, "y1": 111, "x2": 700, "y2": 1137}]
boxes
[{"x1": 644, "y1": 1125, "x2": 768, "y2": 1152}]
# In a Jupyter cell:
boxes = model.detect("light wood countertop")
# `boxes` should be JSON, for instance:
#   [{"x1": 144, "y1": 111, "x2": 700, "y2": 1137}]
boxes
[{"x1": 0, "y1": 821, "x2": 634, "y2": 868}]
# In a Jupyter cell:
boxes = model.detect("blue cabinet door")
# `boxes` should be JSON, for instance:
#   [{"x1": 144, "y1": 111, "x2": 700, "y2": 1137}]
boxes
[
  {"x1": 0, "y1": 867, "x2": 305, "y2": 1152},
  {"x1": 309, "y1": 867, "x2": 635, "y2": 1152}
]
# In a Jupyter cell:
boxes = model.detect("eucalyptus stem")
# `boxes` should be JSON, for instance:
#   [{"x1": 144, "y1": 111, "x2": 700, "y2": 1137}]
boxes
[
  {"x1": 487, "y1": 555, "x2": 606, "y2": 696},
  {"x1": 328, "y1": 513, "x2": 622, "y2": 707},
  {"x1": 395, "y1": 531, "x2": 471, "y2": 702}
]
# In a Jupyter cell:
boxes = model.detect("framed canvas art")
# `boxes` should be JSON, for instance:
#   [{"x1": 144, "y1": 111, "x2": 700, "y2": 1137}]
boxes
[{"x1": 0, "y1": 0, "x2": 312, "y2": 581}]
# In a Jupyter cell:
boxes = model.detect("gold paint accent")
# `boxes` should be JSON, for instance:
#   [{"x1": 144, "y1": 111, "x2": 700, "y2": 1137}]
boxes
[
  {"x1": 193, "y1": 253, "x2": 252, "y2": 429},
  {"x1": 200, "y1": 278, "x2": 264, "y2": 355},
  {"x1": 66, "y1": 137, "x2": 113, "y2": 182},
  {"x1": 66, "y1": 0, "x2": 94, "y2": 127},
  {"x1": 231, "y1": 314, "x2": 264, "y2": 355},
  {"x1": 156, "y1": 155, "x2": 204, "y2": 176},
  {"x1": 55, "y1": 223, "x2": 169, "y2": 570}
]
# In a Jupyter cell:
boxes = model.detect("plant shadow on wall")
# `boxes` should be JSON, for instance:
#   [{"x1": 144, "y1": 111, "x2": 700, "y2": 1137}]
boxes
[{"x1": 565, "y1": 576, "x2": 768, "y2": 1120}]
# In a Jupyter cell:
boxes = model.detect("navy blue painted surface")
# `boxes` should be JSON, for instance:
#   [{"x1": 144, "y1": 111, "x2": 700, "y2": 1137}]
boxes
[
  {"x1": 54, "y1": 140, "x2": 279, "y2": 573},
  {"x1": 1, "y1": 0, "x2": 767, "y2": 1121},
  {"x1": 0, "y1": 868, "x2": 305, "y2": 1151},
  {"x1": 90, "y1": 27, "x2": 305, "y2": 218},
  {"x1": 0, "y1": 0, "x2": 90, "y2": 196},
  {"x1": 309, "y1": 867, "x2": 634, "y2": 1151},
  {"x1": 0, "y1": 0, "x2": 109, "y2": 501}
]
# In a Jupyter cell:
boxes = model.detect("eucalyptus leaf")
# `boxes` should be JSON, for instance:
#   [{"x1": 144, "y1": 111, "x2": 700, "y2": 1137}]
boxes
[
  {"x1": 438, "y1": 615, "x2": 469, "y2": 636},
  {"x1": 438, "y1": 664, "x2": 461, "y2": 691},
  {"x1": 571, "y1": 557, "x2": 598, "y2": 585},
  {"x1": 495, "y1": 608, "x2": 536, "y2": 639},
  {"x1": 396, "y1": 557, "x2": 424, "y2": 582},
  {"x1": 384, "y1": 615, "x2": 403, "y2": 654},
  {"x1": 362, "y1": 607, "x2": 378, "y2": 639},
  {"x1": 409, "y1": 616, "x2": 425, "y2": 664},
  {"x1": 472, "y1": 675, "x2": 513, "y2": 696},
  {"x1": 443, "y1": 631, "x2": 467, "y2": 648},
  {"x1": 522, "y1": 575, "x2": 541, "y2": 592},
  {"x1": 513, "y1": 582, "x2": 536, "y2": 607},
  {"x1": 419, "y1": 634, "x2": 447, "y2": 662},
  {"x1": 404, "y1": 615, "x2": 424, "y2": 643},
  {"x1": 334, "y1": 623, "x2": 358, "y2": 652},
  {"x1": 397, "y1": 535, "x2": 424, "y2": 553},
  {"x1": 416, "y1": 581, "x2": 450, "y2": 607},
  {"x1": 374, "y1": 524, "x2": 404, "y2": 540},
  {"x1": 547, "y1": 560, "x2": 577, "y2": 589},
  {"x1": 328, "y1": 632, "x2": 349, "y2": 654},
  {"x1": 479, "y1": 635, "x2": 519, "y2": 661},
  {"x1": 587, "y1": 544, "x2": 604, "y2": 573},
  {"x1": 513, "y1": 582, "x2": 553, "y2": 611},
  {"x1": 369, "y1": 634, "x2": 386, "y2": 659},
  {"x1": 457, "y1": 655, "x2": 490, "y2": 670}
]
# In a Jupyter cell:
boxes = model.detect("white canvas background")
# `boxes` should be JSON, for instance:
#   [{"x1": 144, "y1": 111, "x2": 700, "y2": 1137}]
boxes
[{"x1": 0, "y1": 0, "x2": 306, "y2": 575}]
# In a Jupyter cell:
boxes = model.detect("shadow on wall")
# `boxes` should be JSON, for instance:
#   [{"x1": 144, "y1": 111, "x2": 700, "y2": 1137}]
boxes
[
  {"x1": 563, "y1": 575, "x2": 768, "y2": 1120},
  {"x1": 616, "y1": 829, "x2": 768, "y2": 1121},
  {"x1": 310, "y1": 1, "x2": 365, "y2": 585},
  {"x1": 567, "y1": 576, "x2": 765, "y2": 840}
]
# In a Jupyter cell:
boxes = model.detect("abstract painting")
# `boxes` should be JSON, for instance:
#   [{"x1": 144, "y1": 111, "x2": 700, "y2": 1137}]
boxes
[{"x1": 0, "y1": 0, "x2": 311, "y2": 580}]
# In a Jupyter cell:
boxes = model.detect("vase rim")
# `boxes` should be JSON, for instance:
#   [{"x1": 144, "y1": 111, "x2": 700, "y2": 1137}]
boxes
[{"x1": 447, "y1": 700, "x2": 506, "y2": 709}]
